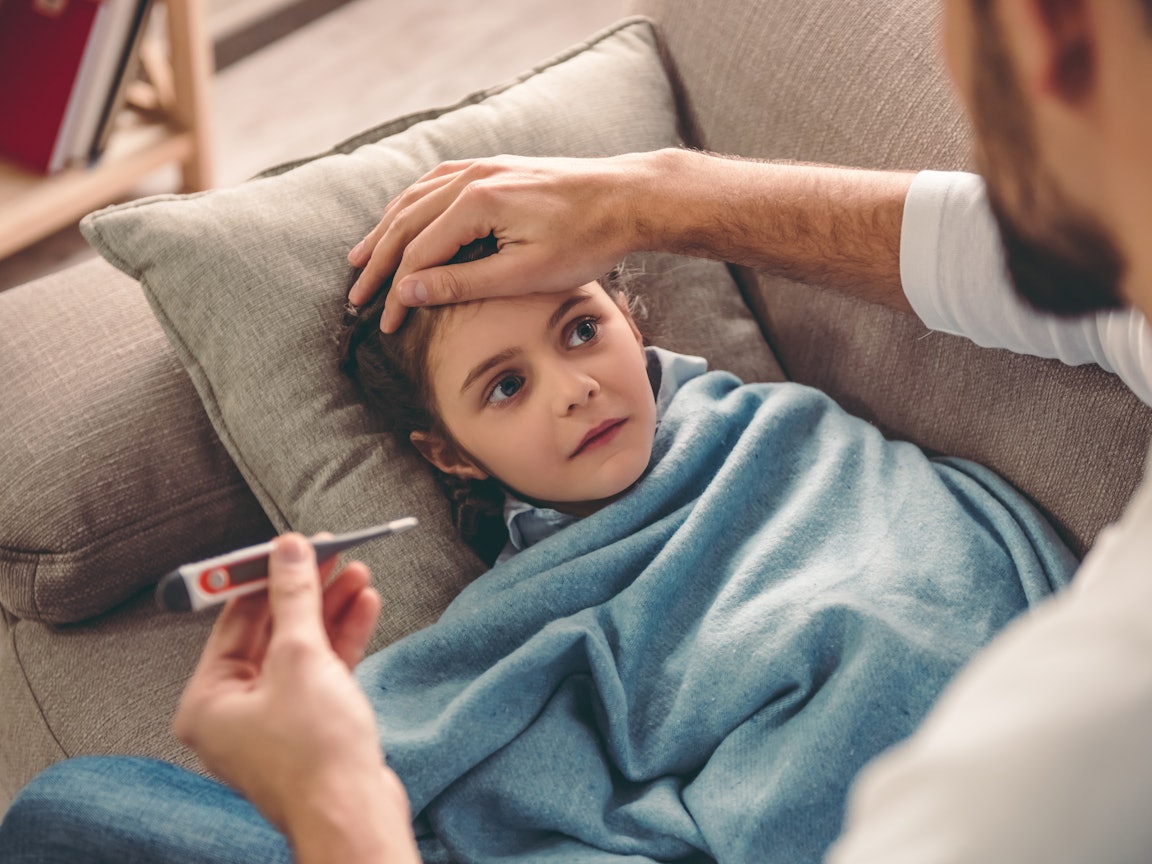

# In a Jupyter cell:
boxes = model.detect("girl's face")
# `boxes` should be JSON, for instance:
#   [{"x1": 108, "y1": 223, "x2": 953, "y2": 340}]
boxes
[{"x1": 412, "y1": 282, "x2": 657, "y2": 515}]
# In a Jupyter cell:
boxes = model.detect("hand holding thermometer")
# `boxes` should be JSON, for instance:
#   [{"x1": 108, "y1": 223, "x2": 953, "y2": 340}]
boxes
[{"x1": 155, "y1": 518, "x2": 418, "y2": 612}]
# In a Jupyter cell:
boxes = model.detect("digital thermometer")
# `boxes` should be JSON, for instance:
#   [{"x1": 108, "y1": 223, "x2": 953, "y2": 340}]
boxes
[{"x1": 155, "y1": 518, "x2": 418, "y2": 612}]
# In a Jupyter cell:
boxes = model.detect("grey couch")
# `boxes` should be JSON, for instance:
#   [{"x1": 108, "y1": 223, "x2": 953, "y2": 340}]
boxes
[{"x1": 3, "y1": 0, "x2": 1150, "y2": 822}]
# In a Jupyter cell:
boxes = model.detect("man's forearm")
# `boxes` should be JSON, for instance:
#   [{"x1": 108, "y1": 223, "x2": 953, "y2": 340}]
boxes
[{"x1": 625, "y1": 148, "x2": 916, "y2": 313}]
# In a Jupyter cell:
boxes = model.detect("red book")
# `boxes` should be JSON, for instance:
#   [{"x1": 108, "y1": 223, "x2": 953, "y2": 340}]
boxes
[{"x1": 0, "y1": 0, "x2": 104, "y2": 174}]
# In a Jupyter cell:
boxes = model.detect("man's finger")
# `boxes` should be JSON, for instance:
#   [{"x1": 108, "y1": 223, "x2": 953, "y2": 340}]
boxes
[
  {"x1": 381, "y1": 255, "x2": 507, "y2": 333},
  {"x1": 266, "y1": 533, "x2": 325, "y2": 645},
  {"x1": 200, "y1": 590, "x2": 271, "y2": 665},
  {"x1": 348, "y1": 239, "x2": 402, "y2": 306},
  {"x1": 331, "y1": 588, "x2": 381, "y2": 669},
  {"x1": 348, "y1": 173, "x2": 466, "y2": 302},
  {"x1": 313, "y1": 533, "x2": 342, "y2": 585},
  {"x1": 322, "y1": 561, "x2": 369, "y2": 628},
  {"x1": 316, "y1": 558, "x2": 379, "y2": 667}
]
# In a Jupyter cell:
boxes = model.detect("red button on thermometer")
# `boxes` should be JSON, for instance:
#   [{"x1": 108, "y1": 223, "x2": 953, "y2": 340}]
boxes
[{"x1": 155, "y1": 518, "x2": 418, "y2": 612}]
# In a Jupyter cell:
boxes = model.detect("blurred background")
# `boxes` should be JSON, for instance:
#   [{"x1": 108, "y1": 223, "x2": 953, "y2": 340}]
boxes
[{"x1": 0, "y1": 0, "x2": 624, "y2": 290}]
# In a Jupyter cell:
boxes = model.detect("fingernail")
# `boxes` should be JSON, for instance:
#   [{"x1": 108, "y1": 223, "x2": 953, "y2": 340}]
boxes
[
  {"x1": 399, "y1": 279, "x2": 427, "y2": 305},
  {"x1": 348, "y1": 240, "x2": 365, "y2": 263},
  {"x1": 275, "y1": 534, "x2": 310, "y2": 562}
]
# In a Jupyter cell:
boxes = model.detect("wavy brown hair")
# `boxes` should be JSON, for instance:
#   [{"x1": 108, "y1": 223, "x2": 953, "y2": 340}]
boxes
[{"x1": 339, "y1": 237, "x2": 638, "y2": 564}]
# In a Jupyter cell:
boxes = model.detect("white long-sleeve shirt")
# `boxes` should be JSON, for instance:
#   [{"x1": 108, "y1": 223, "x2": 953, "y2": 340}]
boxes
[
  {"x1": 827, "y1": 170, "x2": 1152, "y2": 864},
  {"x1": 901, "y1": 170, "x2": 1152, "y2": 407}
]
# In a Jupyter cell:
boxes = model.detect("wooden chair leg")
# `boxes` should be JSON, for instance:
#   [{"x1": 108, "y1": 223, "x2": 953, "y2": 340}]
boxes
[{"x1": 165, "y1": 0, "x2": 214, "y2": 191}]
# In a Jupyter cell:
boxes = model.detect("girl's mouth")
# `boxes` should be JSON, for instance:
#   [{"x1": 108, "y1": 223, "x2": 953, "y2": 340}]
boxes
[{"x1": 571, "y1": 418, "x2": 627, "y2": 458}]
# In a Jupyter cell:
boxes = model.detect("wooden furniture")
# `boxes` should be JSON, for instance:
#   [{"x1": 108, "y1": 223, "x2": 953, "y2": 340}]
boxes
[{"x1": 0, "y1": 0, "x2": 213, "y2": 261}]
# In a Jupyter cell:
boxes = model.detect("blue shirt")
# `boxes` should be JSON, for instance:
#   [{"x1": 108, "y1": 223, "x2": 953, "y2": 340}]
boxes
[{"x1": 497, "y1": 346, "x2": 709, "y2": 562}]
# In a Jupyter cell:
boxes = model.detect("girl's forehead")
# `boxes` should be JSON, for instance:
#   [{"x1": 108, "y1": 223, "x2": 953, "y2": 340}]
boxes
[
  {"x1": 426, "y1": 283, "x2": 610, "y2": 383},
  {"x1": 438, "y1": 283, "x2": 606, "y2": 334}
]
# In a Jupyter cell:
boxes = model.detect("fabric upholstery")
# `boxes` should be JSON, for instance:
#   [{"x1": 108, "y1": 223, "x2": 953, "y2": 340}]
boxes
[
  {"x1": 0, "y1": 589, "x2": 226, "y2": 807},
  {"x1": 0, "y1": 610, "x2": 70, "y2": 808},
  {"x1": 628, "y1": 0, "x2": 970, "y2": 170}
]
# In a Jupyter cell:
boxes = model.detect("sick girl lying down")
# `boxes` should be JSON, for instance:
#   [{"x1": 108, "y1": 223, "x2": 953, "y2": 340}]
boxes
[{"x1": 338, "y1": 240, "x2": 1077, "y2": 864}]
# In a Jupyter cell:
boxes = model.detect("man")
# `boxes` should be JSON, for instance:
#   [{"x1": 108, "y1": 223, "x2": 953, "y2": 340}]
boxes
[{"x1": 175, "y1": 0, "x2": 1152, "y2": 861}]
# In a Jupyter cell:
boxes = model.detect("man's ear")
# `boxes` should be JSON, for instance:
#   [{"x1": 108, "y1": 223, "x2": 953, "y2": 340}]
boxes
[
  {"x1": 1013, "y1": 0, "x2": 1098, "y2": 105},
  {"x1": 611, "y1": 292, "x2": 645, "y2": 348},
  {"x1": 409, "y1": 431, "x2": 488, "y2": 480}
]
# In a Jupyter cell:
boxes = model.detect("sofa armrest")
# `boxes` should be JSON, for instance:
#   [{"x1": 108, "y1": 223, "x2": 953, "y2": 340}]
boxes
[{"x1": 0, "y1": 256, "x2": 273, "y2": 623}]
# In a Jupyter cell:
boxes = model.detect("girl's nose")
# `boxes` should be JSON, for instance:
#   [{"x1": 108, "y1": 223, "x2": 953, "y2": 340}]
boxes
[{"x1": 555, "y1": 365, "x2": 600, "y2": 415}]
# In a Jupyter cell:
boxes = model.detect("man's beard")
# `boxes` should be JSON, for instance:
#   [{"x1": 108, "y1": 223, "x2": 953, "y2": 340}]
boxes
[{"x1": 969, "y1": 2, "x2": 1125, "y2": 317}]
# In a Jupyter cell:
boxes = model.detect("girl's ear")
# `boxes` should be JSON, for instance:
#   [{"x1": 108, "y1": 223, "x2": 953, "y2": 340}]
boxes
[{"x1": 409, "y1": 430, "x2": 489, "y2": 480}]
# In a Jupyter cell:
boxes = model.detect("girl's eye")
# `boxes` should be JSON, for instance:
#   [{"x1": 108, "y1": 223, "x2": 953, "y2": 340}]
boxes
[
  {"x1": 487, "y1": 375, "x2": 523, "y2": 405},
  {"x1": 567, "y1": 317, "x2": 599, "y2": 348}
]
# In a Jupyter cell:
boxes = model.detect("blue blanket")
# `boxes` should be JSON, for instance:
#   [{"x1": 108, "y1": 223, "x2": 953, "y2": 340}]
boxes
[{"x1": 356, "y1": 372, "x2": 1076, "y2": 864}]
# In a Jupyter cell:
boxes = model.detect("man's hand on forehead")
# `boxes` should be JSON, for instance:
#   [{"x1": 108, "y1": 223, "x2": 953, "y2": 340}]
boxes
[{"x1": 345, "y1": 155, "x2": 643, "y2": 334}]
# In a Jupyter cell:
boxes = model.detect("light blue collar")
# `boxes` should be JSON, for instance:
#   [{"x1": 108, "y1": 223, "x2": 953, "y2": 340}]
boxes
[{"x1": 498, "y1": 346, "x2": 708, "y2": 561}]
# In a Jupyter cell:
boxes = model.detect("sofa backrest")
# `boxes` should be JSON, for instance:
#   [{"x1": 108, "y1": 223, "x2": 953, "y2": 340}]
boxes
[{"x1": 628, "y1": 0, "x2": 1152, "y2": 554}]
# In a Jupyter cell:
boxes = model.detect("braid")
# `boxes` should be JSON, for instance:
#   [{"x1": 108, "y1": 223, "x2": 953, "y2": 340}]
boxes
[{"x1": 435, "y1": 472, "x2": 509, "y2": 564}]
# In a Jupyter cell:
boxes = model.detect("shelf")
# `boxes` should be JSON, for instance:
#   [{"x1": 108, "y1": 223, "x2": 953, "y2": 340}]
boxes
[
  {"x1": 0, "y1": 0, "x2": 212, "y2": 262},
  {"x1": 0, "y1": 119, "x2": 192, "y2": 260}
]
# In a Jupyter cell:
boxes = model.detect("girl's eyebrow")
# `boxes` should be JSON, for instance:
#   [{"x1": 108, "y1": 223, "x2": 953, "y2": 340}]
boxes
[
  {"x1": 546, "y1": 293, "x2": 592, "y2": 331},
  {"x1": 461, "y1": 347, "x2": 519, "y2": 395},
  {"x1": 459, "y1": 294, "x2": 594, "y2": 396}
]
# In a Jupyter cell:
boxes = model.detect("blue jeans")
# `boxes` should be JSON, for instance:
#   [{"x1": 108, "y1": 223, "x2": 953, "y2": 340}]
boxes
[{"x1": 0, "y1": 757, "x2": 288, "y2": 863}]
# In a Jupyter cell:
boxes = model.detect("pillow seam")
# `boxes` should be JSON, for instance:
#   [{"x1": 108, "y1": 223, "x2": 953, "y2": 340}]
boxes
[
  {"x1": 1, "y1": 607, "x2": 70, "y2": 764},
  {"x1": 0, "y1": 480, "x2": 261, "y2": 563},
  {"x1": 1, "y1": 481, "x2": 266, "y2": 623}
]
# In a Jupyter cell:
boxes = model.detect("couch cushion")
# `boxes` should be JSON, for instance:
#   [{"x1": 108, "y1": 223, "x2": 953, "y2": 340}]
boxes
[
  {"x1": 0, "y1": 257, "x2": 274, "y2": 623},
  {"x1": 77, "y1": 17, "x2": 781, "y2": 640},
  {"x1": 628, "y1": 0, "x2": 971, "y2": 171}
]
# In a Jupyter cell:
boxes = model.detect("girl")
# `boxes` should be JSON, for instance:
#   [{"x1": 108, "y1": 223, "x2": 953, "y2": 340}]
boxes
[
  {"x1": 338, "y1": 239, "x2": 1077, "y2": 864},
  {"x1": 341, "y1": 240, "x2": 658, "y2": 564}
]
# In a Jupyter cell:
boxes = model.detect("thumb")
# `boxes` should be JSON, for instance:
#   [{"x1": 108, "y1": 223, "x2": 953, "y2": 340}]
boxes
[
  {"x1": 395, "y1": 257, "x2": 503, "y2": 308},
  {"x1": 382, "y1": 256, "x2": 518, "y2": 333},
  {"x1": 266, "y1": 534, "x2": 325, "y2": 648}
]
